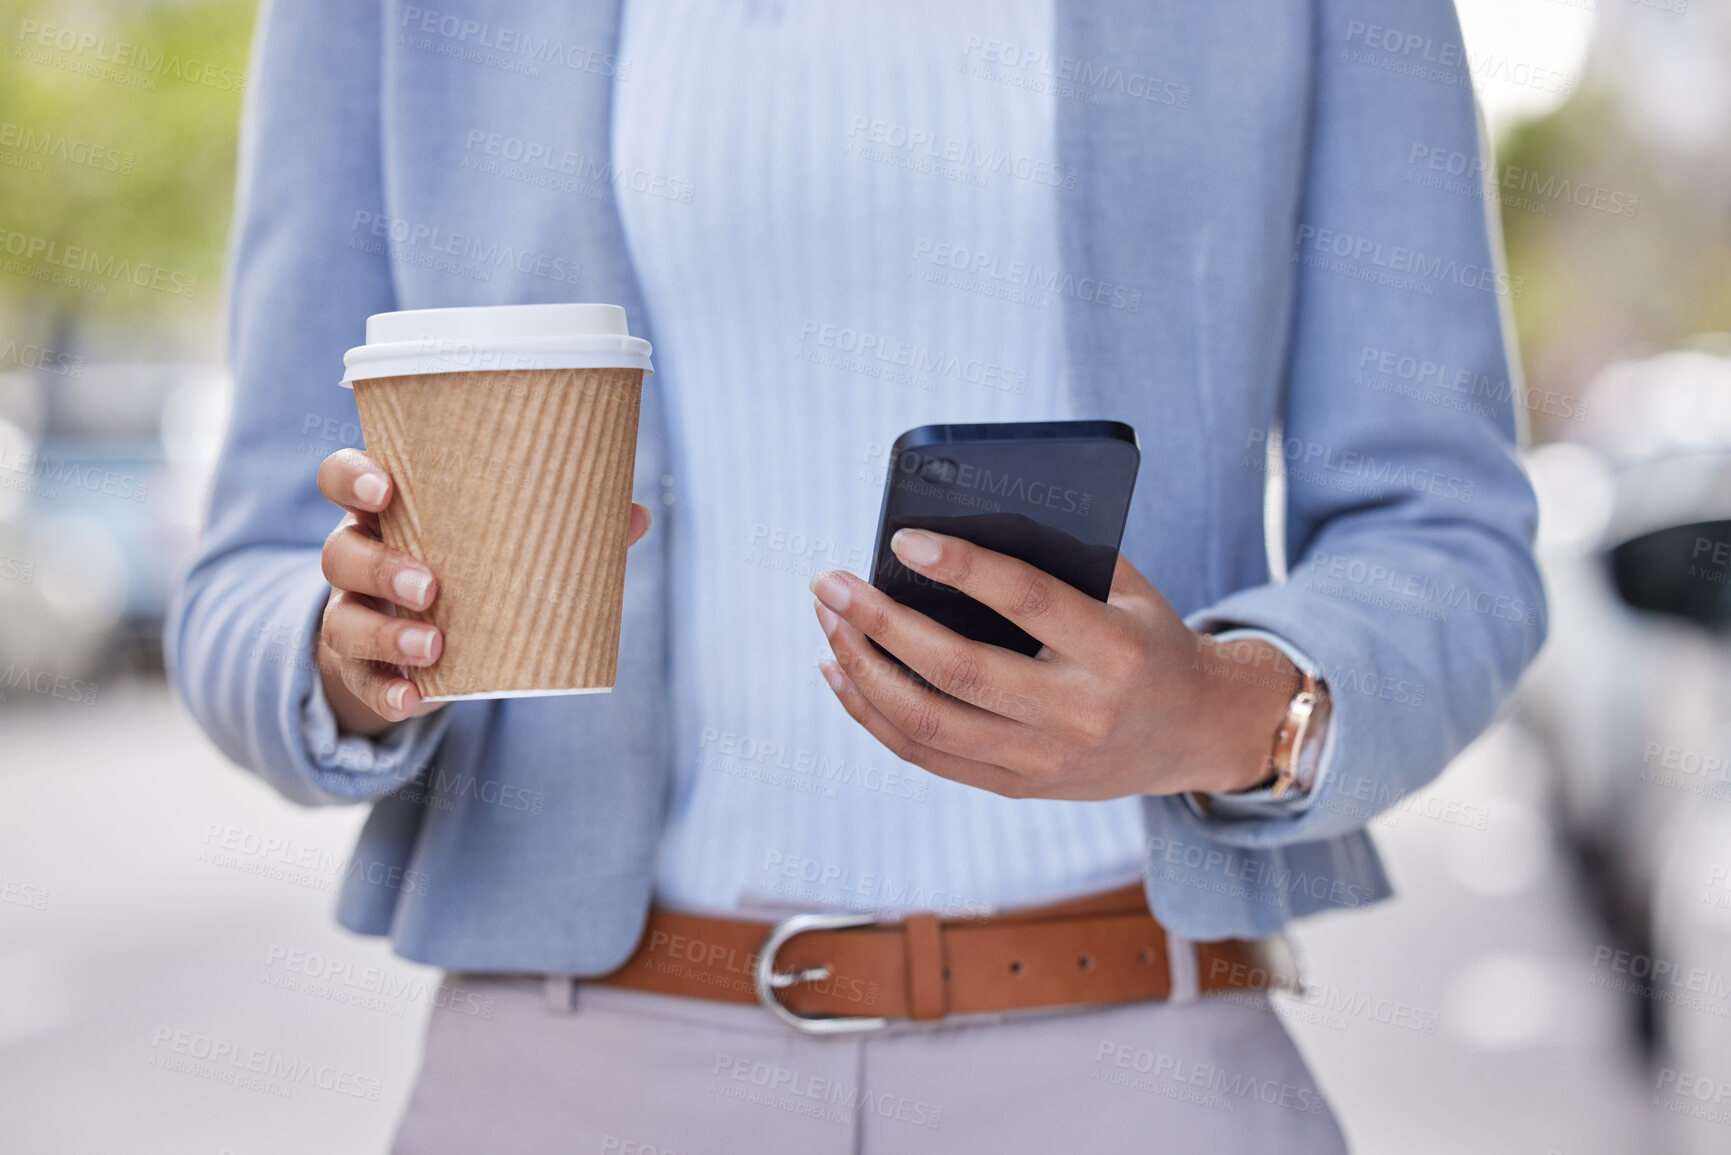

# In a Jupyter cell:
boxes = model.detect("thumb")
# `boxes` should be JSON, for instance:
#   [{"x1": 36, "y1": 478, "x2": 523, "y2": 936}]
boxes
[{"x1": 626, "y1": 501, "x2": 654, "y2": 547}]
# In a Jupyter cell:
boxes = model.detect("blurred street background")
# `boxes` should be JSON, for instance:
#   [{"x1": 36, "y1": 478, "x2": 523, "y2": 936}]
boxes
[{"x1": 3, "y1": 1, "x2": 1731, "y2": 1152}]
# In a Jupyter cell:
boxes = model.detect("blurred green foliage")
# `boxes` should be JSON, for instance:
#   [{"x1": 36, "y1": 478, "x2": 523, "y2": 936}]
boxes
[
  {"x1": 0, "y1": 0, "x2": 253, "y2": 333},
  {"x1": 1498, "y1": 85, "x2": 1731, "y2": 438}
]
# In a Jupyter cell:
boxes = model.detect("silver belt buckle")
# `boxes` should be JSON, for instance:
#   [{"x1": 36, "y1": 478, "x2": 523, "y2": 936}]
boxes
[{"x1": 754, "y1": 911, "x2": 891, "y2": 1034}]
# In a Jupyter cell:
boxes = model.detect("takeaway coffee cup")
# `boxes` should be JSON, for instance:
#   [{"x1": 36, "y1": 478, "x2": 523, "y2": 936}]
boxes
[{"x1": 340, "y1": 303, "x2": 653, "y2": 700}]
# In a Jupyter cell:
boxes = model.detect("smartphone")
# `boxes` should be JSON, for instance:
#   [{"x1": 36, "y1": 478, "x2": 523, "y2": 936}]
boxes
[{"x1": 868, "y1": 420, "x2": 1140, "y2": 658}]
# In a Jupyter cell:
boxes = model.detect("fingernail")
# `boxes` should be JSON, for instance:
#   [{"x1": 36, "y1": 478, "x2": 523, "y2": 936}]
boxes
[
  {"x1": 398, "y1": 625, "x2": 438, "y2": 660},
  {"x1": 819, "y1": 659, "x2": 846, "y2": 693},
  {"x1": 393, "y1": 568, "x2": 434, "y2": 608},
  {"x1": 891, "y1": 529, "x2": 941, "y2": 567},
  {"x1": 385, "y1": 682, "x2": 408, "y2": 714},
  {"x1": 814, "y1": 600, "x2": 839, "y2": 636},
  {"x1": 353, "y1": 472, "x2": 389, "y2": 507},
  {"x1": 809, "y1": 571, "x2": 852, "y2": 613}
]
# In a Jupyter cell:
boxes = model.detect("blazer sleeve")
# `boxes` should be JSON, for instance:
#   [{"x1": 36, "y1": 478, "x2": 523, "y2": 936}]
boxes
[
  {"x1": 164, "y1": 0, "x2": 451, "y2": 805},
  {"x1": 1174, "y1": 0, "x2": 1547, "y2": 846}
]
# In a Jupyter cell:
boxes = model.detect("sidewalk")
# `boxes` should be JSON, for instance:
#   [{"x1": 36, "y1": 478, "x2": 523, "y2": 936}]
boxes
[{"x1": 1277, "y1": 721, "x2": 1653, "y2": 1154}]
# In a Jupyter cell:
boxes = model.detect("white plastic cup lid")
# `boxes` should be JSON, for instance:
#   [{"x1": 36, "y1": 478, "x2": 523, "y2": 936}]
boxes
[{"x1": 341, "y1": 303, "x2": 653, "y2": 385}]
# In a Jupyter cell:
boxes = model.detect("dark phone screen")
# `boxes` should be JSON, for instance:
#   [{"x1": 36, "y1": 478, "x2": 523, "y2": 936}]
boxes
[{"x1": 868, "y1": 422, "x2": 1140, "y2": 657}]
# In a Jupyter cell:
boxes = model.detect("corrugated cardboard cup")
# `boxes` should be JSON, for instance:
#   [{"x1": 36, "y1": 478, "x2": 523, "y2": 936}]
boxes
[{"x1": 341, "y1": 304, "x2": 654, "y2": 700}]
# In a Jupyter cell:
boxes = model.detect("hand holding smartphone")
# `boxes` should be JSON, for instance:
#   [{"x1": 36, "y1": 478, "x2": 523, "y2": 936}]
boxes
[{"x1": 822, "y1": 419, "x2": 1287, "y2": 800}]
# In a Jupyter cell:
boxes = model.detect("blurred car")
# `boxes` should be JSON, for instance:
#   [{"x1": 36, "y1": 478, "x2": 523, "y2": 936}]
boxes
[
  {"x1": 1516, "y1": 345, "x2": 1731, "y2": 1153},
  {"x1": 0, "y1": 363, "x2": 227, "y2": 686}
]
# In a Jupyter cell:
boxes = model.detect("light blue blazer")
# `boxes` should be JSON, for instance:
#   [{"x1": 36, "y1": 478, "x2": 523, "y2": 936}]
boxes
[{"x1": 168, "y1": 0, "x2": 1546, "y2": 972}]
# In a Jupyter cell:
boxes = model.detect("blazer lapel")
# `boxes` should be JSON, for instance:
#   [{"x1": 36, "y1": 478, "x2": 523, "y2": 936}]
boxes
[
  {"x1": 1056, "y1": 0, "x2": 1309, "y2": 609},
  {"x1": 377, "y1": 0, "x2": 673, "y2": 921}
]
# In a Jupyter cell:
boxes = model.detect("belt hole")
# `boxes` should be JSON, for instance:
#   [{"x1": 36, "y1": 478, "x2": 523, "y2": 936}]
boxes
[
  {"x1": 1077, "y1": 955, "x2": 1094, "y2": 971},
  {"x1": 1009, "y1": 960, "x2": 1024, "y2": 976},
  {"x1": 1138, "y1": 947, "x2": 1154, "y2": 965}
]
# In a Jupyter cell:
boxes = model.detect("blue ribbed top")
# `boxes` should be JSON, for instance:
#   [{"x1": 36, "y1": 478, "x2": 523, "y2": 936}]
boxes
[{"x1": 613, "y1": 0, "x2": 1146, "y2": 916}]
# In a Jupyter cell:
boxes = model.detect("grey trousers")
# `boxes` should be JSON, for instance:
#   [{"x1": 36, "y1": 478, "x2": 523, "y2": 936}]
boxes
[{"x1": 390, "y1": 974, "x2": 1350, "y2": 1154}]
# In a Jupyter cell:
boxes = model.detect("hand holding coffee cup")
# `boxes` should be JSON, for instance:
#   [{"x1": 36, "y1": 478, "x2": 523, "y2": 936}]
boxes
[
  {"x1": 314, "y1": 448, "x2": 654, "y2": 735},
  {"x1": 316, "y1": 303, "x2": 657, "y2": 733}
]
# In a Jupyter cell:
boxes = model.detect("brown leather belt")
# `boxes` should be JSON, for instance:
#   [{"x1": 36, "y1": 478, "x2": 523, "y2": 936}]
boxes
[{"x1": 595, "y1": 883, "x2": 1267, "y2": 1033}]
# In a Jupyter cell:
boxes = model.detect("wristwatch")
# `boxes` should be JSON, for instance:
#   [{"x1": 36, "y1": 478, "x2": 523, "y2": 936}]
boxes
[{"x1": 1265, "y1": 671, "x2": 1329, "y2": 799}]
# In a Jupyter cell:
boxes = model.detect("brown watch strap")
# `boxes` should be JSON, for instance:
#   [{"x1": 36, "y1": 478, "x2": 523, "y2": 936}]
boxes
[{"x1": 595, "y1": 883, "x2": 1268, "y2": 1021}]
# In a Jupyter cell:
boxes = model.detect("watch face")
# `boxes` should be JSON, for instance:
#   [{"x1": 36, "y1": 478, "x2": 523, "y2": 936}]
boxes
[{"x1": 1293, "y1": 691, "x2": 1333, "y2": 793}]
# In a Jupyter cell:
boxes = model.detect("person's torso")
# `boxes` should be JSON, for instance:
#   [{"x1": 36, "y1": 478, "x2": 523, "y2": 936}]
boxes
[{"x1": 354, "y1": 0, "x2": 1343, "y2": 964}]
